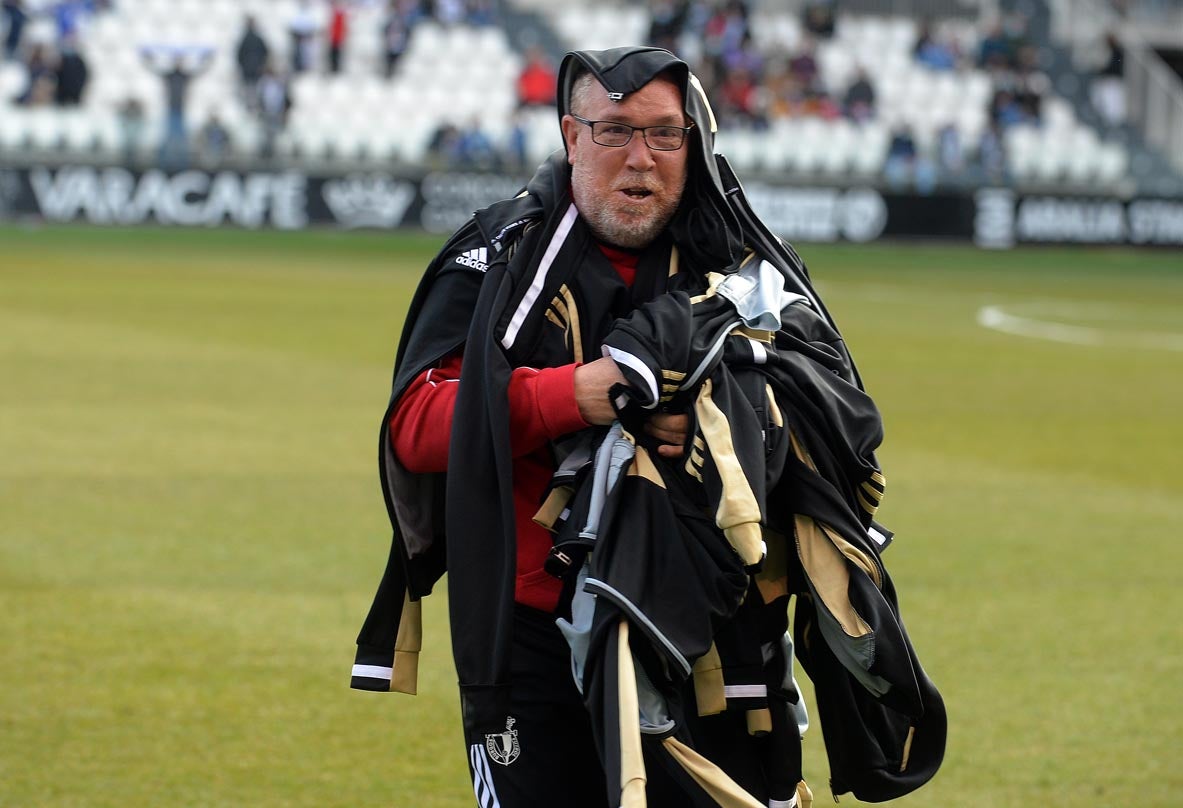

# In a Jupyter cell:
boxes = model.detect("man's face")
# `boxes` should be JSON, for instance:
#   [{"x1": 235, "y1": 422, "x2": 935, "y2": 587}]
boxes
[{"x1": 561, "y1": 77, "x2": 690, "y2": 250}]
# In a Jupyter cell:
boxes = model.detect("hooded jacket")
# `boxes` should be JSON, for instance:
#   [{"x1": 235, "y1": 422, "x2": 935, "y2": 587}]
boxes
[
  {"x1": 352, "y1": 45, "x2": 944, "y2": 804},
  {"x1": 353, "y1": 46, "x2": 736, "y2": 728}
]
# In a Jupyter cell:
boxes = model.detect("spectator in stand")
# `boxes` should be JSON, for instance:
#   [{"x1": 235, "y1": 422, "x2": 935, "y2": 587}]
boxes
[
  {"x1": 235, "y1": 16, "x2": 270, "y2": 107},
  {"x1": 976, "y1": 120, "x2": 1007, "y2": 183},
  {"x1": 914, "y1": 21, "x2": 958, "y2": 71},
  {"x1": 15, "y1": 43, "x2": 57, "y2": 106},
  {"x1": 456, "y1": 116, "x2": 498, "y2": 169},
  {"x1": 3, "y1": 0, "x2": 27, "y2": 61},
  {"x1": 800, "y1": 82, "x2": 841, "y2": 120},
  {"x1": 989, "y1": 87, "x2": 1029, "y2": 128},
  {"x1": 466, "y1": 0, "x2": 497, "y2": 26},
  {"x1": 327, "y1": 0, "x2": 348, "y2": 74},
  {"x1": 676, "y1": 0, "x2": 714, "y2": 63},
  {"x1": 913, "y1": 20, "x2": 935, "y2": 54},
  {"x1": 257, "y1": 63, "x2": 291, "y2": 159},
  {"x1": 516, "y1": 46, "x2": 557, "y2": 108},
  {"x1": 288, "y1": 0, "x2": 320, "y2": 74},
  {"x1": 117, "y1": 96, "x2": 146, "y2": 165},
  {"x1": 702, "y1": 0, "x2": 749, "y2": 73},
  {"x1": 716, "y1": 65, "x2": 764, "y2": 128},
  {"x1": 884, "y1": 123, "x2": 935, "y2": 193},
  {"x1": 426, "y1": 120, "x2": 462, "y2": 168},
  {"x1": 382, "y1": 2, "x2": 411, "y2": 77},
  {"x1": 721, "y1": 28, "x2": 762, "y2": 76},
  {"x1": 407, "y1": 0, "x2": 428, "y2": 25},
  {"x1": 842, "y1": 67, "x2": 875, "y2": 123},
  {"x1": 977, "y1": 20, "x2": 1014, "y2": 73},
  {"x1": 140, "y1": 44, "x2": 215, "y2": 169},
  {"x1": 762, "y1": 58, "x2": 806, "y2": 120},
  {"x1": 1091, "y1": 30, "x2": 1125, "y2": 128},
  {"x1": 647, "y1": 0, "x2": 688, "y2": 54},
  {"x1": 1008, "y1": 43, "x2": 1048, "y2": 123},
  {"x1": 53, "y1": 34, "x2": 87, "y2": 105},
  {"x1": 935, "y1": 122, "x2": 964, "y2": 181},
  {"x1": 52, "y1": 0, "x2": 88, "y2": 44},
  {"x1": 503, "y1": 109, "x2": 529, "y2": 172},
  {"x1": 195, "y1": 113, "x2": 232, "y2": 167},
  {"x1": 433, "y1": 0, "x2": 465, "y2": 27},
  {"x1": 801, "y1": 0, "x2": 835, "y2": 39},
  {"x1": 788, "y1": 36, "x2": 819, "y2": 89}
]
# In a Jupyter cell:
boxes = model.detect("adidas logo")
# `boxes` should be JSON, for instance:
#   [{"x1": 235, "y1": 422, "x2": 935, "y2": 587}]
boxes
[{"x1": 454, "y1": 247, "x2": 488, "y2": 272}]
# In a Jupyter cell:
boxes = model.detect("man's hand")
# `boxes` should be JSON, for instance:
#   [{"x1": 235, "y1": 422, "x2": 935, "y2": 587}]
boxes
[
  {"x1": 574, "y1": 358, "x2": 689, "y2": 457},
  {"x1": 573, "y1": 356, "x2": 627, "y2": 425},
  {"x1": 645, "y1": 412, "x2": 690, "y2": 459}
]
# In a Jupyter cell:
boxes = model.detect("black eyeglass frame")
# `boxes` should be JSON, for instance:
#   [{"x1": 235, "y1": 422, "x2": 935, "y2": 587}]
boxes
[{"x1": 570, "y1": 115, "x2": 696, "y2": 151}]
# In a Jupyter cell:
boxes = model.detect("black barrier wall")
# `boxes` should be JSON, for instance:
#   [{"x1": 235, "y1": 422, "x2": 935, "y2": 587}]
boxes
[{"x1": 2, "y1": 165, "x2": 1182, "y2": 247}]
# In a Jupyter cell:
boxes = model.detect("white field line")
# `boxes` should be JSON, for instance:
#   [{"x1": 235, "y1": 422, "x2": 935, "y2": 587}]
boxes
[{"x1": 977, "y1": 304, "x2": 1183, "y2": 352}]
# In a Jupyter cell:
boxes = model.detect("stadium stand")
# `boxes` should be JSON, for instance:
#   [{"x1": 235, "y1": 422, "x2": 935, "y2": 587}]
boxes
[{"x1": 0, "y1": 0, "x2": 1180, "y2": 197}]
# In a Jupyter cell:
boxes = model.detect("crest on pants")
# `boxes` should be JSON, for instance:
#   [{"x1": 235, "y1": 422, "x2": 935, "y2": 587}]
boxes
[{"x1": 485, "y1": 716, "x2": 520, "y2": 766}]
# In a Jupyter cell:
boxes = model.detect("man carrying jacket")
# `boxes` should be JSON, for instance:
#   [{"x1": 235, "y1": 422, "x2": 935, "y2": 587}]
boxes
[
  {"x1": 377, "y1": 48, "x2": 699, "y2": 807},
  {"x1": 352, "y1": 46, "x2": 943, "y2": 808}
]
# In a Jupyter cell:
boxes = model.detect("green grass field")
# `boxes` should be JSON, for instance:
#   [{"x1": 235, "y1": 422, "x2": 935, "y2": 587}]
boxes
[{"x1": 2, "y1": 224, "x2": 1180, "y2": 807}]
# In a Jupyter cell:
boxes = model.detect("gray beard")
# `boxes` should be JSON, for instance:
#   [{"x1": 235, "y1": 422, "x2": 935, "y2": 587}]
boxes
[{"x1": 571, "y1": 163, "x2": 683, "y2": 250}]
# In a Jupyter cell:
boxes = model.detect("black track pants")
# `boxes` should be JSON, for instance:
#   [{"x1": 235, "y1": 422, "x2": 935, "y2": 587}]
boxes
[
  {"x1": 465, "y1": 604, "x2": 609, "y2": 808},
  {"x1": 463, "y1": 604, "x2": 775, "y2": 807}
]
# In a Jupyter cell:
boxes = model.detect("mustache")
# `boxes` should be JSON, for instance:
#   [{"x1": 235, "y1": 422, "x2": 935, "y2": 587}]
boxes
[{"x1": 613, "y1": 174, "x2": 660, "y2": 192}]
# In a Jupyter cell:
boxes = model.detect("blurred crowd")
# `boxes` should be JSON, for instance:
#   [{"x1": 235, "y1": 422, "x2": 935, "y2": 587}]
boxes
[
  {"x1": 635, "y1": 0, "x2": 1067, "y2": 192},
  {"x1": 1, "y1": 0, "x2": 1135, "y2": 187},
  {"x1": 3, "y1": 0, "x2": 108, "y2": 107},
  {"x1": 227, "y1": 0, "x2": 502, "y2": 165},
  {"x1": 2, "y1": 0, "x2": 503, "y2": 167}
]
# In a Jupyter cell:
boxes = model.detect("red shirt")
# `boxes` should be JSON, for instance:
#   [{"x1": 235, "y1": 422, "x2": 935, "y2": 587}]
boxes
[
  {"x1": 389, "y1": 244, "x2": 638, "y2": 612},
  {"x1": 329, "y1": 8, "x2": 347, "y2": 46},
  {"x1": 516, "y1": 60, "x2": 557, "y2": 106}
]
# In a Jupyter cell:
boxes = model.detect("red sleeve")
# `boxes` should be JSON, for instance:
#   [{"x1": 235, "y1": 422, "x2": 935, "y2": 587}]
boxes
[{"x1": 389, "y1": 352, "x2": 589, "y2": 473}]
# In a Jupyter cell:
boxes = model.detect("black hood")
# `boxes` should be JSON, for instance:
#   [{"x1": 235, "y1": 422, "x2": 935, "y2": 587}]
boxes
[{"x1": 557, "y1": 47, "x2": 743, "y2": 271}]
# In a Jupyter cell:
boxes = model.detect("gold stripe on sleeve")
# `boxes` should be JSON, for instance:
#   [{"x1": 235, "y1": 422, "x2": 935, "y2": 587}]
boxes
[
  {"x1": 617, "y1": 620, "x2": 647, "y2": 807},
  {"x1": 692, "y1": 644, "x2": 726, "y2": 716},
  {"x1": 857, "y1": 490, "x2": 879, "y2": 517},
  {"x1": 795, "y1": 514, "x2": 872, "y2": 638},
  {"x1": 391, "y1": 594, "x2": 422, "y2": 695},
  {"x1": 559, "y1": 284, "x2": 582, "y2": 364},
  {"x1": 661, "y1": 736, "x2": 764, "y2": 807},
  {"x1": 695, "y1": 377, "x2": 764, "y2": 567},
  {"x1": 765, "y1": 385, "x2": 784, "y2": 428}
]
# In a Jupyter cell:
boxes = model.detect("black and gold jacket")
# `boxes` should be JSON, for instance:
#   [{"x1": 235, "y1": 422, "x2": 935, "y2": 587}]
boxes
[{"x1": 548, "y1": 255, "x2": 944, "y2": 805}]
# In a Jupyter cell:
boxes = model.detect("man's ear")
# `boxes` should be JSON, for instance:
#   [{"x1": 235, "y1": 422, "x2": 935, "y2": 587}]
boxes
[{"x1": 560, "y1": 115, "x2": 580, "y2": 165}]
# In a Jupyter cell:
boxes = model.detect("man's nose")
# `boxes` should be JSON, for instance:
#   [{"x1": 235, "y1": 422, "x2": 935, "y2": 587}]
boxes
[{"x1": 623, "y1": 132, "x2": 656, "y2": 170}]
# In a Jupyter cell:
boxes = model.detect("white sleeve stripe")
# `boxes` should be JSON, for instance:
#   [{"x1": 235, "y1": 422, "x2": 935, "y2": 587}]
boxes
[
  {"x1": 469, "y1": 744, "x2": 501, "y2": 808},
  {"x1": 723, "y1": 684, "x2": 768, "y2": 699},
  {"x1": 769, "y1": 796, "x2": 798, "y2": 808},
  {"x1": 350, "y1": 664, "x2": 392, "y2": 680},
  {"x1": 501, "y1": 203, "x2": 578, "y2": 350},
  {"x1": 749, "y1": 339, "x2": 768, "y2": 364},
  {"x1": 603, "y1": 345, "x2": 660, "y2": 410}
]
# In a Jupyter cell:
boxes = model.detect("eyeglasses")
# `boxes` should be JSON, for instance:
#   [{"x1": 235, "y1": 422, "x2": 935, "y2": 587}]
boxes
[{"x1": 571, "y1": 115, "x2": 695, "y2": 151}]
